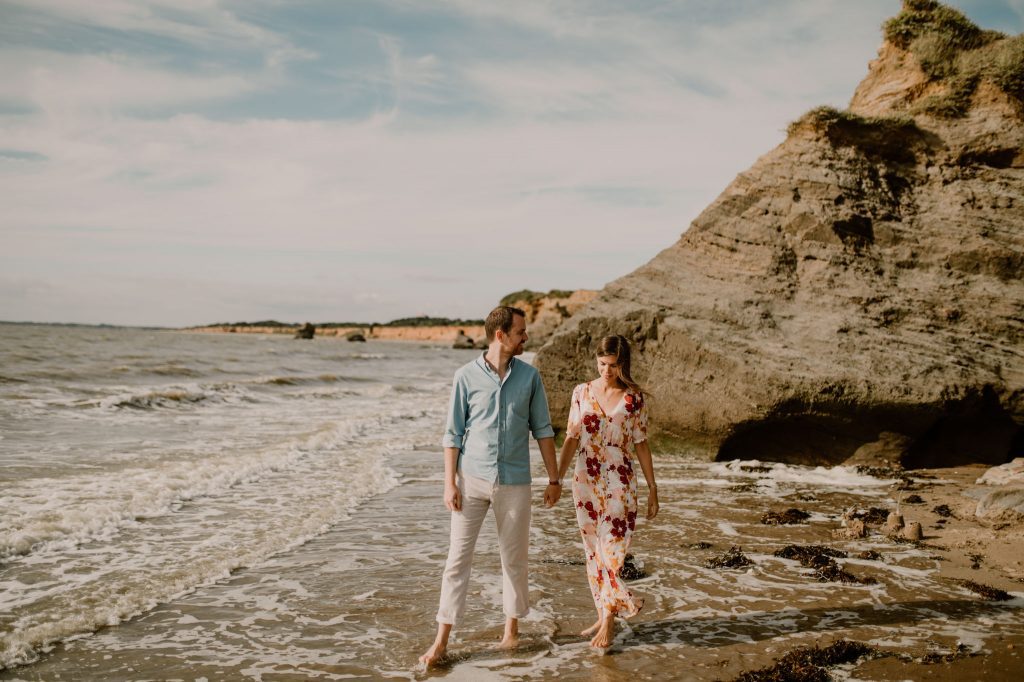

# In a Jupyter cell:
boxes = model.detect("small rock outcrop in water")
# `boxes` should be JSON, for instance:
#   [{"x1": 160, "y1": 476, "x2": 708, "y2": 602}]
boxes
[
  {"x1": 535, "y1": 0, "x2": 1024, "y2": 467},
  {"x1": 294, "y1": 323, "x2": 315, "y2": 339},
  {"x1": 345, "y1": 331, "x2": 366, "y2": 342},
  {"x1": 452, "y1": 330, "x2": 476, "y2": 349}
]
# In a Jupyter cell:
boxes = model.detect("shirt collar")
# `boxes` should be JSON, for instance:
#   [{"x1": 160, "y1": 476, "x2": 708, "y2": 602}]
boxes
[{"x1": 478, "y1": 351, "x2": 515, "y2": 380}]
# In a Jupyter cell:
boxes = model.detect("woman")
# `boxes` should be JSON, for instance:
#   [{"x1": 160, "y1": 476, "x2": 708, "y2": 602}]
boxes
[{"x1": 556, "y1": 335, "x2": 659, "y2": 648}]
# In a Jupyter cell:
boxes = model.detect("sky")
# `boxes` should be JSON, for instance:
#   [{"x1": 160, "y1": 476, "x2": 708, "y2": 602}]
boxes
[{"x1": 1, "y1": 1, "x2": 1022, "y2": 327}]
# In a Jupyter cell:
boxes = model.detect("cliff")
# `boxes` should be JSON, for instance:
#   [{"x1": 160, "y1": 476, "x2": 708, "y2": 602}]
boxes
[
  {"x1": 535, "y1": 0, "x2": 1024, "y2": 467},
  {"x1": 501, "y1": 289, "x2": 599, "y2": 349}
]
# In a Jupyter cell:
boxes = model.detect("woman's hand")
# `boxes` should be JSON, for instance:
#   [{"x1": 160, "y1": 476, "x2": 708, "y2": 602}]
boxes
[{"x1": 646, "y1": 486, "x2": 659, "y2": 520}]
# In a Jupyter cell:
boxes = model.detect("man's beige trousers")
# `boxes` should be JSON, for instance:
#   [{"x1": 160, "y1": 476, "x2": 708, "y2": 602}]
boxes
[{"x1": 436, "y1": 473, "x2": 532, "y2": 625}]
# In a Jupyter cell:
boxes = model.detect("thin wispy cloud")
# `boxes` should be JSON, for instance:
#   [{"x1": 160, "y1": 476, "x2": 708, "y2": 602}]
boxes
[{"x1": 1, "y1": 0, "x2": 1021, "y2": 326}]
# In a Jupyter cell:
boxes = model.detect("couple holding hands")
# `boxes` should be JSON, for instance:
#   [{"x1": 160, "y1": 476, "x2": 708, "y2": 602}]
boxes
[{"x1": 420, "y1": 306, "x2": 659, "y2": 666}]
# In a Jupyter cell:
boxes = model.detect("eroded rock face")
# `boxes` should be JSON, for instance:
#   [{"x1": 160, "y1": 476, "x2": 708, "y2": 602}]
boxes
[
  {"x1": 502, "y1": 289, "x2": 598, "y2": 349},
  {"x1": 536, "y1": 3, "x2": 1024, "y2": 466}
]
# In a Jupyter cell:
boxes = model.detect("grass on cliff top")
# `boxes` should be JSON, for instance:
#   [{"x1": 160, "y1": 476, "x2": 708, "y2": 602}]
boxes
[
  {"x1": 499, "y1": 289, "x2": 573, "y2": 307},
  {"x1": 883, "y1": 0, "x2": 1023, "y2": 117},
  {"x1": 788, "y1": 106, "x2": 923, "y2": 161}
]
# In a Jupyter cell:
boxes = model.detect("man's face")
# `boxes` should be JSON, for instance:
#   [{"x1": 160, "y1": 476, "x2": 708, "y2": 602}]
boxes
[{"x1": 500, "y1": 315, "x2": 528, "y2": 356}]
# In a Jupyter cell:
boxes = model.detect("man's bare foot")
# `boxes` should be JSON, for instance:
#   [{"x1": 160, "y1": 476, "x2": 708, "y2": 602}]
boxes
[
  {"x1": 589, "y1": 616, "x2": 615, "y2": 648},
  {"x1": 496, "y1": 633, "x2": 519, "y2": 650},
  {"x1": 418, "y1": 641, "x2": 447, "y2": 666},
  {"x1": 580, "y1": 619, "x2": 602, "y2": 637},
  {"x1": 497, "y1": 617, "x2": 519, "y2": 649}
]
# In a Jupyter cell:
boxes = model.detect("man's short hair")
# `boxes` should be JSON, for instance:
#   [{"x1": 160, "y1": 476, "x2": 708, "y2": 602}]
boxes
[{"x1": 485, "y1": 306, "x2": 526, "y2": 342}]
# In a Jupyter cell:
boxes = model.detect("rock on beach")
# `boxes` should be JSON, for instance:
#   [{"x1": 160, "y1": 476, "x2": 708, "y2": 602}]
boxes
[{"x1": 535, "y1": 1, "x2": 1024, "y2": 468}]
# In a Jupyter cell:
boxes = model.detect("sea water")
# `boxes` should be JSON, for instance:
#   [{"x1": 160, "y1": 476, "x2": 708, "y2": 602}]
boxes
[{"x1": 2, "y1": 324, "x2": 1023, "y2": 680}]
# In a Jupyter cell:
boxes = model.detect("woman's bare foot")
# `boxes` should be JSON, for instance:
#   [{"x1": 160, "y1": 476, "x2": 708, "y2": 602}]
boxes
[
  {"x1": 589, "y1": 615, "x2": 615, "y2": 648},
  {"x1": 580, "y1": 619, "x2": 602, "y2": 637}
]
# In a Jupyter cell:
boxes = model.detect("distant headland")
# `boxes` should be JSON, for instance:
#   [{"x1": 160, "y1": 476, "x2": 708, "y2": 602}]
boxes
[{"x1": 182, "y1": 289, "x2": 598, "y2": 346}]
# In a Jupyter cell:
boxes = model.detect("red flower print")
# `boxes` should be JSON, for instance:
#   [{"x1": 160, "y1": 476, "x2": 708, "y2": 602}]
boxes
[
  {"x1": 585, "y1": 456, "x2": 601, "y2": 478},
  {"x1": 624, "y1": 393, "x2": 644, "y2": 414},
  {"x1": 583, "y1": 414, "x2": 600, "y2": 434},
  {"x1": 610, "y1": 517, "x2": 628, "y2": 538},
  {"x1": 627, "y1": 511, "x2": 637, "y2": 531},
  {"x1": 584, "y1": 500, "x2": 598, "y2": 521}
]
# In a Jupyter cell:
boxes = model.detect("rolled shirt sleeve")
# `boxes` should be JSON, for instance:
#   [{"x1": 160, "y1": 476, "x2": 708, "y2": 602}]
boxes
[
  {"x1": 529, "y1": 371, "x2": 555, "y2": 440},
  {"x1": 441, "y1": 374, "x2": 468, "y2": 449}
]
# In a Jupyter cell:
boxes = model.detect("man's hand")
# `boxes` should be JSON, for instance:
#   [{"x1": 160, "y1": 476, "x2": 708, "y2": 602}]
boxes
[
  {"x1": 543, "y1": 482, "x2": 561, "y2": 508},
  {"x1": 444, "y1": 481, "x2": 462, "y2": 512}
]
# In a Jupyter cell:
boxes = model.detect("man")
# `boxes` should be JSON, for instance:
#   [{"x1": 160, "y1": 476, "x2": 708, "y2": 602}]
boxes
[{"x1": 419, "y1": 306, "x2": 562, "y2": 666}]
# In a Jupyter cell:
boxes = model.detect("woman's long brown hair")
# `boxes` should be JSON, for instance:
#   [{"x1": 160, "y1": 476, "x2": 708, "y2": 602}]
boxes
[{"x1": 596, "y1": 335, "x2": 644, "y2": 396}]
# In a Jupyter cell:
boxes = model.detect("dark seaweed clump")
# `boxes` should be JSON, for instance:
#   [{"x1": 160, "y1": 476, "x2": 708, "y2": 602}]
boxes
[
  {"x1": 858, "y1": 550, "x2": 882, "y2": 560},
  {"x1": 732, "y1": 640, "x2": 876, "y2": 682},
  {"x1": 955, "y1": 578, "x2": 1012, "y2": 601},
  {"x1": 740, "y1": 465, "x2": 773, "y2": 474},
  {"x1": 932, "y1": 504, "x2": 954, "y2": 518},
  {"x1": 848, "y1": 507, "x2": 890, "y2": 525},
  {"x1": 855, "y1": 465, "x2": 904, "y2": 479},
  {"x1": 619, "y1": 553, "x2": 646, "y2": 580},
  {"x1": 762, "y1": 508, "x2": 811, "y2": 525},
  {"x1": 540, "y1": 557, "x2": 585, "y2": 566},
  {"x1": 904, "y1": 494, "x2": 925, "y2": 504},
  {"x1": 688, "y1": 541, "x2": 713, "y2": 550},
  {"x1": 705, "y1": 546, "x2": 753, "y2": 569},
  {"x1": 774, "y1": 545, "x2": 877, "y2": 585}
]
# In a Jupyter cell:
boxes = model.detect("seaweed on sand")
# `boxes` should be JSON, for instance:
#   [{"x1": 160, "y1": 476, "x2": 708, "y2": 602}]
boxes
[
  {"x1": 954, "y1": 578, "x2": 1012, "y2": 601},
  {"x1": 761, "y1": 508, "x2": 811, "y2": 525},
  {"x1": 848, "y1": 507, "x2": 889, "y2": 525},
  {"x1": 705, "y1": 546, "x2": 754, "y2": 569},
  {"x1": 619, "y1": 553, "x2": 646, "y2": 580},
  {"x1": 932, "y1": 504, "x2": 954, "y2": 518},
  {"x1": 731, "y1": 640, "x2": 877, "y2": 682},
  {"x1": 774, "y1": 545, "x2": 878, "y2": 585}
]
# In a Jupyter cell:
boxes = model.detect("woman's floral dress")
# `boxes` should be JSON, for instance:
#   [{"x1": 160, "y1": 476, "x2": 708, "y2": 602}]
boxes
[{"x1": 565, "y1": 381, "x2": 648, "y2": 618}]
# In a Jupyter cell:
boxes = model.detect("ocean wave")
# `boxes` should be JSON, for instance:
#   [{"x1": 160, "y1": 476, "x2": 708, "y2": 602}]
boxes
[
  {"x1": 150, "y1": 366, "x2": 203, "y2": 378},
  {"x1": 711, "y1": 459, "x2": 897, "y2": 488},
  {"x1": 0, "y1": 434, "x2": 406, "y2": 671},
  {"x1": 0, "y1": 411, "x2": 427, "y2": 563},
  {"x1": 0, "y1": 375, "x2": 28, "y2": 384},
  {"x1": 253, "y1": 374, "x2": 376, "y2": 387}
]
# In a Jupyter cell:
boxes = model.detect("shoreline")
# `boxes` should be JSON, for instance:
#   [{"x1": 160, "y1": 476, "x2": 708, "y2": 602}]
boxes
[{"x1": 179, "y1": 324, "x2": 486, "y2": 345}]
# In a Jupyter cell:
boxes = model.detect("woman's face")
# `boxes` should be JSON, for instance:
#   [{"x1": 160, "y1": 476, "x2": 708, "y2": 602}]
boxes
[{"x1": 596, "y1": 355, "x2": 621, "y2": 385}]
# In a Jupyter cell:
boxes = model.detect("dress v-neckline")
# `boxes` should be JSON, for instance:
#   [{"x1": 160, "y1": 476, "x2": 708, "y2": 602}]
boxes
[{"x1": 589, "y1": 381, "x2": 625, "y2": 418}]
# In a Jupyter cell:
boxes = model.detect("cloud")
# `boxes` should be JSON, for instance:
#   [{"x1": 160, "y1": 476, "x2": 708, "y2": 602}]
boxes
[
  {"x1": 0, "y1": 50, "x2": 259, "y2": 117},
  {"x1": 2, "y1": 0, "x2": 1022, "y2": 325}
]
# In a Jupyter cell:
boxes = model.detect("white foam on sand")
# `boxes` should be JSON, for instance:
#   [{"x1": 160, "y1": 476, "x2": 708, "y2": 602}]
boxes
[{"x1": 0, "y1": 407, "x2": 443, "y2": 671}]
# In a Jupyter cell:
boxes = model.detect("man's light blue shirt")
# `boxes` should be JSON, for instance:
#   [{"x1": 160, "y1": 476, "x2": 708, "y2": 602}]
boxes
[{"x1": 442, "y1": 353, "x2": 555, "y2": 485}]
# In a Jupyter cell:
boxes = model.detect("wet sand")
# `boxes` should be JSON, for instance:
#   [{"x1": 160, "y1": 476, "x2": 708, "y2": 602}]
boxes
[{"x1": 4, "y1": 455, "x2": 1022, "y2": 681}]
